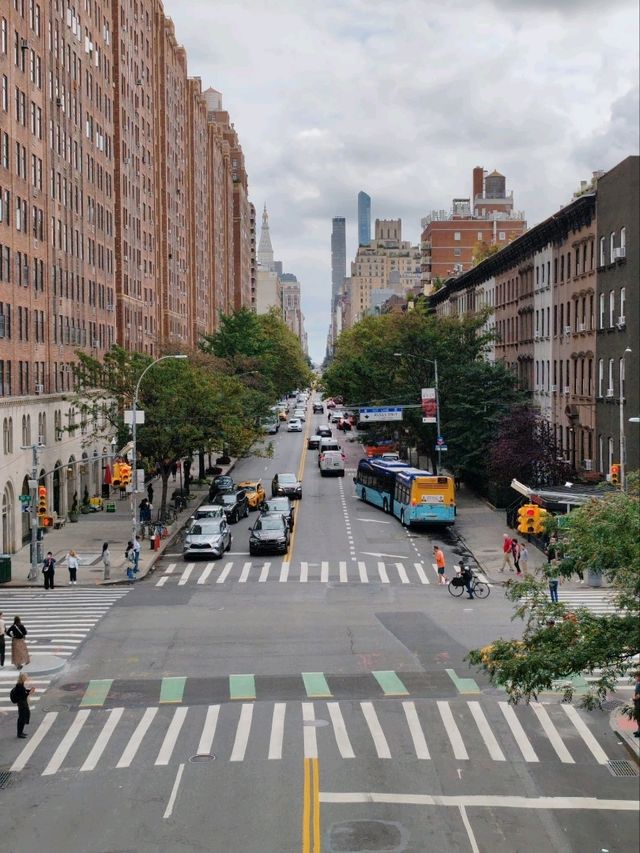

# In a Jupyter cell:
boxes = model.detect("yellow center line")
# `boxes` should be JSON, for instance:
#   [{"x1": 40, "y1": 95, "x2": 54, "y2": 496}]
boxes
[
  {"x1": 287, "y1": 404, "x2": 312, "y2": 562},
  {"x1": 302, "y1": 757, "x2": 311, "y2": 853},
  {"x1": 302, "y1": 757, "x2": 321, "y2": 853},
  {"x1": 312, "y1": 757, "x2": 321, "y2": 852}
]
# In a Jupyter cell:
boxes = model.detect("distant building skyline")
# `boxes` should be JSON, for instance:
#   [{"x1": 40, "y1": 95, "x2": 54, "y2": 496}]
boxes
[
  {"x1": 358, "y1": 191, "x2": 372, "y2": 247},
  {"x1": 330, "y1": 217, "x2": 347, "y2": 302}
]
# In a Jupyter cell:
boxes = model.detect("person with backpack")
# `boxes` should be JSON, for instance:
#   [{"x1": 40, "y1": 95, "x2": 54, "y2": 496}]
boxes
[
  {"x1": 459, "y1": 561, "x2": 475, "y2": 599},
  {"x1": 42, "y1": 551, "x2": 56, "y2": 589},
  {"x1": 10, "y1": 672, "x2": 35, "y2": 738},
  {"x1": 512, "y1": 539, "x2": 521, "y2": 575},
  {"x1": 7, "y1": 616, "x2": 30, "y2": 669}
]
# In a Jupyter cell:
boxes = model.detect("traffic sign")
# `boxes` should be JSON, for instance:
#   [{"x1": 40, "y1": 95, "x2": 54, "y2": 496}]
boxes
[
  {"x1": 436, "y1": 444, "x2": 448, "y2": 452},
  {"x1": 359, "y1": 407, "x2": 403, "y2": 422},
  {"x1": 19, "y1": 494, "x2": 31, "y2": 503}
]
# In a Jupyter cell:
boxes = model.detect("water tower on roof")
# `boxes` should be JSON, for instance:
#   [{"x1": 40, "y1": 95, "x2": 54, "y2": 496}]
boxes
[{"x1": 485, "y1": 169, "x2": 506, "y2": 199}]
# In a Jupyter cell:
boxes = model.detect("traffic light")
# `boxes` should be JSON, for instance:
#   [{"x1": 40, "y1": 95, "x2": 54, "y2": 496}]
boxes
[
  {"x1": 119, "y1": 463, "x2": 132, "y2": 488},
  {"x1": 610, "y1": 463, "x2": 620, "y2": 486},
  {"x1": 37, "y1": 485, "x2": 47, "y2": 516},
  {"x1": 112, "y1": 463, "x2": 122, "y2": 486},
  {"x1": 41, "y1": 515, "x2": 53, "y2": 528},
  {"x1": 517, "y1": 504, "x2": 537, "y2": 534},
  {"x1": 534, "y1": 507, "x2": 550, "y2": 535}
]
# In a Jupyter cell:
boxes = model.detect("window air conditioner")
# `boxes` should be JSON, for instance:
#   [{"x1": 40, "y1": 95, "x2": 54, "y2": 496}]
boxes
[
  {"x1": 606, "y1": 388, "x2": 614, "y2": 398},
  {"x1": 564, "y1": 326, "x2": 571, "y2": 335},
  {"x1": 617, "y1": 316, "x2": 626, "y2": 328},
  {"x1": 563, "y1": 386, "x2": 571, "y2": 395},
  {"x1": 613, "y1": 247, "x2": 626, "y2": 260},
  {"x1": 34, "y1": 384, "x2": 44, "y2": 394},
  {"x1": 578, "y1": 323, "x2": 586, "y2": 332},
  {"x1": 550, "y1": 385, "x2": 557, "y2": 392}
]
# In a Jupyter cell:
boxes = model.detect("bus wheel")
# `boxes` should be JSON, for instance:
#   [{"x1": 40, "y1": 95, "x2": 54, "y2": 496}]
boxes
[
  {"x1": 382, "y1": 499, "x2": 389, "y2": 513},
  {"x1": 361, "y1": 488, "x2": 366, "y2": 501}
]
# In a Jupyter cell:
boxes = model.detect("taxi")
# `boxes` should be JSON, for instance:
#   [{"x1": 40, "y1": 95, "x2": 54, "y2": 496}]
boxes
[{"x1": 238, "y1": 479, "x2": 266, "y2": 510}]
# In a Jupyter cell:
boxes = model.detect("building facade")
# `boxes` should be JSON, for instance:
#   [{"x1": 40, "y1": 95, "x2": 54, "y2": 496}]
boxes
[
  {"x1": 357, "y1": 190, "x2": 371, "y2": 246},
  {"x1": 330, "y1": 216, "x2": 345, "y2": 302}
]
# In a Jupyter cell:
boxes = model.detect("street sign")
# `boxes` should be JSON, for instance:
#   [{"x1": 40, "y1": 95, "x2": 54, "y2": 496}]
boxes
[
  {"x1": 19, "y1": 494, "x2": 31, "y2": 503},
  {"x1": 359, "y1": 406, "x2": 403, "y2": 422},
  {"x1": 124, "y1": 410, "x2": 145, "y2": 425},
  {"x1": 135, "y1": 469, "x2": 145, "y2": 493},
  {"x1": 436, "y1": 444, "x2": 448, "y2": 452}
]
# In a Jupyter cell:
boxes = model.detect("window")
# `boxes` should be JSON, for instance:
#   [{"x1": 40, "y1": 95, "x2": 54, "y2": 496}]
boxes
[
  {"x1": 453, "y1": 231, "x2": 461, "y2": 241},
  {"x1": 599, "y1": 435, "x2": 604, "y2": 474},
  {"x1": 598, "y1": 359, "x2": 604, "y2": 397},
  {"x1": 608, "y1": 359, "x2": 614, "y2": 395},
  {"x1": 609, "y1": 290, "x2": 615, "y2": 327},
  {"x1": 1, "y1": 75, "x2": 7, "y2": 111},
  {"x1": 498, "y1": 231, "x2": 505, "y2": 240},
  {"x1": 620, "y1": 226, "x2": 626, "y2": 249},
  {"x1": 453, "y1": 248, "x2": 461, "y2": 256},
  {"x1": 599, "y1": 293, "x2": 605, "y2": 329},
  {"x1": 620, "y1": 287, "x2": 626, "y2": 321},
  {"x1": 599, "y1": 237, "x2": 605, "y2": 266},
  {"x1": 477, "y1": 231, "x2": 482, "y2": 241},
  {"x1": 609, "y1": 231, "x2": 615, "y2": 260},
  {"x1": 620, "y1": 358, "x2": 625, "y2": 398},
  {"x1": 608, "y1": 437, "x2": 614, "y2": 471}
]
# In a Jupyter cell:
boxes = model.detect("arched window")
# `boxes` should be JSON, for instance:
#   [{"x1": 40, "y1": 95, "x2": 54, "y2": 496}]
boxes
[
  {"x1": 598, "y1": 359, "x2": 604, "y2": 397},
  {"x1": 609, "y1": 231, "x2": 615, "y2": 260},
  {"x1": 599, "y1": 237, "x2": 605, "y2": 266},
  {"x1": 608, "y1": 359, "x2": 614, "y2": 396},
  {"x1": 2, "y1": 418, "x2": 9, "y2": 454},
  {"x1": 21, "y1": 415, "x2": 28, "y2": 446},
  {"x1": 620, "y1": 226, "x2": 626, "y2": 249},
  {"x1": 609, "y1": 291, "x2": 615, "y2": 327},
  {"x1": 599, "y1": 435, "x2": 604, "y2": 473},
  {"x1": 599, "y1": 293, "x2": 605, "y2": 328},
  {"x1": 608, "y1": 437, "x2": 614, "y2": 471},
  {"x1": 620, "y1": 287, "x2": 626, "y2": 322},
  {"x1": 620, "y1": 358, "x2": 625, "y2": 399}
]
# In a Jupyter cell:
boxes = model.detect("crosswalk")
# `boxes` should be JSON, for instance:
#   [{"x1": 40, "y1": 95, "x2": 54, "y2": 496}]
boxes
[
  {"x1": 8, "y1": 696, "x2": 612, "y2": 776},
  {"x1": 548, "y1": 590, "x2": 621, "y2": 615},
  {"x1": 0, "y1": 589, "x2": 130, "y2": 710}
]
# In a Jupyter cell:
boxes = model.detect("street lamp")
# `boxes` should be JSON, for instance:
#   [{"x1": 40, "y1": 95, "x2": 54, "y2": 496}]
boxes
[
  {"x1": 393, "y1": 352, "x2": 441, "y2": 473},
  {"x1": 620, "y1": 347, "x2": 631, "y2": 492},
  {"x1": 131, "y1": 354, "x2": 187, "y2": 539}
]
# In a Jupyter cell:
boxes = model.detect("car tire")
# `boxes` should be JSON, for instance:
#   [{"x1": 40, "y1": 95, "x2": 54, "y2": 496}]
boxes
[
  {"x1": 320, "y1": 470, "x2": 325, "y2": 477},
  {"x1": 231, "y1": 510, "x2": 238, "y2": 524},
  {"x1": 340, "y1": 471, "x2": 345, "y2": 477},
  {"x1": 249, "y1": 546, "x2": 256, "y2": 556}
]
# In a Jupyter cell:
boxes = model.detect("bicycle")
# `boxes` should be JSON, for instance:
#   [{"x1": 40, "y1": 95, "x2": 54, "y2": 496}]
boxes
[{"x1": 448, "y1": 572, "x2": 490, "y2": 599}]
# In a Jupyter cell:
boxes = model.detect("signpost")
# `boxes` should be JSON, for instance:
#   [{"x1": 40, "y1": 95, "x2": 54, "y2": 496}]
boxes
[{"x1": 358, "y1": 406, "x2": 403, "y2": 423}]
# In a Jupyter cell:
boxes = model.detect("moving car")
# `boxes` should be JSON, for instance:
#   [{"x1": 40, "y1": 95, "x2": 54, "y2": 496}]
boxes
[
  {"x1": 329, "y1": 410, "x2": 346, "y2": 423},
  {"x1": 260, "y1": 496, "x2": 295, "y2": 529},
  {"x1": 312, "y1": 403, "x2": 324, "y2": 414},
  {"x1": 209, "y1": 475, "x2": 235, "y2": 501},
  {"x1": 287, "y1": 418, "x2": 303, "y2": 432},
  {"x1": 238, "y1": 480, "x2": 266, "y2": 510},
  {"x1": 307, "y1": 434, "x2": 322, "y2": 450},
  {"x1": 262, "y1": 420, "x2": 279, "y2": 435},
  {"x1": 190, "y1": 504, "x2": 225, "y2": 522},
  {"x1": 278, "y1": 410, "x2": 288, "y2": 421},
  {"x1": 211, "y1": 489, "x2": 249, "y2": 522},
  {"x1": 183, "y1": 518, "x2": 231, "y2": 559},
  {"x1": 317, "y1": 424, "x2": 332, "y2": 438},
  {"x1": 293, "y1": 408, "x2": 306, "y2": 421},
  {"x1": 319, "y1": 449, "x2": 345, "y2": 476},
  {"x1": 271, "y1": 472, "x2": 302, "y2": 499},
  {"x1": 249, "y1": 513, "x2": 290, "y2": 555}
]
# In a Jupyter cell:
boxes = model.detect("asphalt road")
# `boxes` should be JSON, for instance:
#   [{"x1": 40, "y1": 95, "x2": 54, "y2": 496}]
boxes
[{"x1": 1, "y1": 394, "x2": 638, "y2": 853}]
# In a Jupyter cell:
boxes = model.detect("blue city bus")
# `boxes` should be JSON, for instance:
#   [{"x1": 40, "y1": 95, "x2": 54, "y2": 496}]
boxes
[{"x1": 354, "y1": 458, "x2": 411, "y2": 513}]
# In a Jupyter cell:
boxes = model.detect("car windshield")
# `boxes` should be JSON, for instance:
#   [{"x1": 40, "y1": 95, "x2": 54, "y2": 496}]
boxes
[
  {"x1": 191, "y1": 522, "x2": 223, "y2": 535},
  {"x1": 257, "y1": 517, "x2": 285, "y2": 531},
  {"x1": 278, "y1": 474, "x2": 297, "y2": 484},
  {"x1": 242, "y1": 484, "x2": 258, "y2": 493},
  {"x1": 266, "y1": 499, "x2": 289, "y2": 511},
  {"x1": 197, "y1": 508, "x2": 222, "y2": 517},
  {"x1": 214, "y1": 494, "x2": 236, "y2": 505}
]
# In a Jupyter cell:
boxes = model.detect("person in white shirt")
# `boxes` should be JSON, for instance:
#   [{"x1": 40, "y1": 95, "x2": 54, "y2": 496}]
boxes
[{"x1": 66, "y1": 550, "x2": 79, "y2": 585}]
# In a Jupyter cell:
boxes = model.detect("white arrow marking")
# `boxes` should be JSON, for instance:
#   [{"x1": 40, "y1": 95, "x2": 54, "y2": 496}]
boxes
[
  {"x1": 361, "y1": 551, "x2": 407, "y2": 559},
  {"x1": 356, "y1": 518, "x2": 392, "y2": 524}
]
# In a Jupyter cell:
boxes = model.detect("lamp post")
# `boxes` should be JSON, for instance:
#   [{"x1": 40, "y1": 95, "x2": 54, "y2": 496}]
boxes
[
  {"x1": 393, "y1": 352, "x2": 441, "y2": 473},
  {"x1": 619, "y1": 347, "x2": 632, "y2": 492},
  {"x1": 131, "y1": 354, "x2": 187, "y2": 540}
]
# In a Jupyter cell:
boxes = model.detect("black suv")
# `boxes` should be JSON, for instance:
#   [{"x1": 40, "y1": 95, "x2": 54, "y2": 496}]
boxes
[
  {"x1": 312, "y1": 403, "x2": 324, "y2": 414},
  {"x1": 209, "y1": 475, "x2": 235, "y2": 501},
  {"x1": 271, "y1": 472, "x2": 302, "y2": 499},
  {"x1": 212, "y1": 489, "x2": 249, "y2": 523},
  {"x1": 249, "y1": 513, "x2": 290, "y2": 555}
]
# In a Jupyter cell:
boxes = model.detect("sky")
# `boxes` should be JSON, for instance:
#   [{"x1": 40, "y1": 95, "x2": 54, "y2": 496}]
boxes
[{"x1": 164, "y1": 0, "x2": 640, "y2": 364}]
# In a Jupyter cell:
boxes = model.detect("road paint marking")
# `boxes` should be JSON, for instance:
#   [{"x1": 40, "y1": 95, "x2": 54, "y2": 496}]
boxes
[
  {"x1": 302, "y1": 702, "x2": 318, "y2": 758},
  {"x1": 302, "y1": 756, "x2": 321, "y2": 853},
  {"x1": 302, "y1": 672, "x2": 332, "y2": 698},
  {"x1": 327, "y1": 702, "x2": 355, "y2": 759},
  {"x1": 230, "y1": 703, "x2": 254, "y2": 761},
  {"x1": 437, "y1": 701, "x2": 469, "y2": 760},
  {"x1": 395, "y1": 562, "x2": 410, "y2": 584},
  {"x1": 155, "y1": 706, "x2": 189, "y2": 765},
  {"x1": 216, "y1": 562, "x2": 233, "y2": 583},
  {"x1": 372, "y1": 670, "x2": 409, "y2": 696},
  {"x1": 361, "y1": 702, "x2": 391, "y2": 759},
  {"x1": 229, "y1": 673, "x2": 256, "y2": 701},
  {"x1": 498, "y1": 702, "x2": 539, "y2": 762},
  {"x1": 80, "y1": 678, "x2": 113, "y2": 707},
  {"x1": 361, "y1": 551, "x2": 406, "y2": 559},
  {"x1": 156, "y1": 576, "x2": 168, "y2": 587},
  {"x1": 11, "y1": 711, "x2": 57, "y2": 772},
  {"x1": 239, "y1": 562, "x2": 252, "y2": 583},
  {"x1": 197, "y1": 562, "x2": 215, "y2": 584},
  {"x1": 376, "y1": 561, "x2": 389, "y2": 583},
  {"x1": 280, "y1": 562, "x2": 289, "y2": 582},
  {"x1": 196, "y1": 704, "x2": 220, "y2": 755},
  {"x1": 300, "y1": 561, "x2": 308, "y2": 583},
  {"x1": 160, "y1": 676, "x2": 187, "y2": 704},
  {"x1": 318, "y1": 792, "x2": 640, "y2": 811},
  {"x1": 467, "y1": 701, "x2": 506, "y2": 761},
  {"x1": 116, "y1": 707, "x2": 158, "y2": 768},
  {"x1": 178, "y1": 563, "x2": 194, "y2": 586},
  {"x1": 561, "y1": 704, "x2": 609, "y2": 764},
  {"x1": 163, "y1": 763, "x2": 185, "y2": 819},
  {"x1": 459, "y1": 804, "x2": 480, "y2": 853},
  {"x1": 42, "y1": 709, "x2": 90, "y2": 775},
  {"x1": 445, "y1": 668, "x2": 480, "y2": 694},
  {"x1": 403, "y1": 701, "x2": 430, "y2": 759},
  {"x1": 259, "y1": 562, "x2": 271, "y2": 582},
  {"x1": 320, "y1": 561, "x2": 329, "y2": 583},
  {"x1": 164, "y1": 563, "x2": 176, "y2": 574},
  {"x1": 531, "y1": 702, "x2": 575, "y2": 763},
  {"x1": 268, "y1": 702, "x2": 286, "y2": 760},
  {"x1": 358, "y1": 561, "x2": 369, "y2": 583},
  {"x1": 413, "y1": 562, "x2": 430, "y2": 584},
  {"x1": 80, "y1": 707, "x2": 124, "y2": 771},
  {"x1": 339, "y1": 561, "x2": 348, "y2": 582},
  {"x1": 356, "y1": 518, "x2": 391, "y2": 524}
]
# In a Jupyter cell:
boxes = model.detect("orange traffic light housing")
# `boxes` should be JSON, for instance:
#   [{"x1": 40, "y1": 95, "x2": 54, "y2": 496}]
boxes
[
  {"x1": 112, "y1": 462, "x2": 122, "y2": 486},
  {"x1": 37, "y1": 485, "x2": 47, "y2": 516},
  {"x1": 610, "y1": 463, "x2": 620, "y2": 486},
  {"x1": 119, "y1": 463, "x2": 132, "y2": 488},
  {"x1": 517, "y1": 504, "x2": 537, "y2": 535}
]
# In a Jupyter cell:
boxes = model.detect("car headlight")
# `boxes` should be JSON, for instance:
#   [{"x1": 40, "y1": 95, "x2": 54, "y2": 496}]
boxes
[{"x1": 277, "y1": 538, "x2": 286, "y2": 545}]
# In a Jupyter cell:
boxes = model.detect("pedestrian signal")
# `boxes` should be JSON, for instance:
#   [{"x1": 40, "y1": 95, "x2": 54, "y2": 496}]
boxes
[
  {"x1": 517, "y1": 504, "x2": 537, "y2": 535},
  {"x1": 610, "y1": 463, "x2": 620, "y2": 486},
  {"x1": 112, "y1": 463, "x2": 122, "y2": 486},
  {"x1": 37, "y1": 485, "x2": 47, "y2": 516},
  {"x1": 41, "y1": 515, "x2": 53, "y2": 528}
]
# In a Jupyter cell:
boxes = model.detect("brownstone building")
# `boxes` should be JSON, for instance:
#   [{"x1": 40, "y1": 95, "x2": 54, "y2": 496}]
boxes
[{"x1": 186, "y1": 76, "x2": 211, "y2": 343}]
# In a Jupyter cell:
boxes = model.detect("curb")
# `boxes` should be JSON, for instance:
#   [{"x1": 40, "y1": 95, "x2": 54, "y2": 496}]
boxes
[{"x1": 609, "y1": 706, "x2": 640, "y2": 761}]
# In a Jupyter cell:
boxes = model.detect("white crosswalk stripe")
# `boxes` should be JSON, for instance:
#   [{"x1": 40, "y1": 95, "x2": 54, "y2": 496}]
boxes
[
  {"x1": 0, "y1": 589, "x2": 130, "y2": 709},
  {"x1": 8, "y1": 697, "x2": 611, "y2": 775},
  {"x1": 546, "y1": 590, "x2": 620, "y2": 615}
]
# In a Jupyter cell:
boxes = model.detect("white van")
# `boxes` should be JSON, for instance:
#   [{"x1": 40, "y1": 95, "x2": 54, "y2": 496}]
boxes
[
  {"x1": 319, "y1": 450, "x2": 345, "y2": 476},
  {"x1": 317, "y1": 438, "x2": 341, "y2": 466}
]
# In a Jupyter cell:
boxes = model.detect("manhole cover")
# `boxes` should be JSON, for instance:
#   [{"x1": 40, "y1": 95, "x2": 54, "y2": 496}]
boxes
[
  {"x1": 189, "y1": 753, "x2": 216, "y2": 762},
  {"x1": 303, "y1": 719, "x2": 329, "y2": 728},
  {"x1": 608, "y1": 759, "x2": 638, "y2": 778},
  {"x1": 0, "y1": 770, "x2": 13, "y2": 789},
  {"x1": 60, "y1": 683, "x2": 84, "y2": 692}
]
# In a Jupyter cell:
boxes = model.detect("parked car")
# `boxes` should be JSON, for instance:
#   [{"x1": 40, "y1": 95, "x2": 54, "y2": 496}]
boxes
[
  {"x1": 319, "y1": 449, "x2": 346, "y2": 476},
  {"x1": 317, "y1": 424, "x2": 332, "y2": 438},
  {"x1": 293, "y1": 408, "x2": 306, "y2": 421},
  {"x1": 249, "y1": 513, "x2": 290, "y2": 555},
  {"x1": 211, "y1": 489, "x2": 249, "y2": 522},
  {"x1": 287, "y1": 418, "x2": 303, "y2": 432},
  {"x1": 262, "y1": 420, "x2": 279, "y2": 434},
  {"x1": 271, "y1": 472, "x2": 302, "y2": 499},
  {"x1": 183, "y1": 518, "x2": 231, "y2": 559},
  {"x1": 260, "y1": 496, "x2": 295, "y2": 530},
  {"x1": 238, "y1": 480, "x2": 266, "y2": 510},
  {"x1": 307, "y1": 434, "x2": 322, "y2": 450},
  {"x1": 209, "y1": 475, "x2": 235, "y2": 501},
  {"x1": 190, "y1": 504, "x2": 225, "y2": 522},
  {"x1": 312, "y1": 403, "x2": 324, "y2": 414},
  {"x1": 329, "y1": 410, "x2": 346, "y2": 423},
  {"x1": 278, "y1": 410, "x2": 288, "y2": 421}
]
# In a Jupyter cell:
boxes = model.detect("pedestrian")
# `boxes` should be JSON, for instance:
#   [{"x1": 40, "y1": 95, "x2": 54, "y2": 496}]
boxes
[
  {"x1": 10, "y1": 672, "x2": 35, "y2": 738},
  {"x1": 101, "y1": 542, "x2": 111, "y2": 581},
  {"x1": 139, "y1": 498, "x2": 150, "y2": 524},
  {"x1": 0, "y1": 610, "x2": 5, "y2": 667},
  {"x1": 132, "y1": 535, "x2": 141, "y2": 572},
  {"x1": 548, "y1": 575, "x2": 559, "y2": 603},
  {"x1": 171, "y1": 462, "x2": 178, "y2": 481},
  {"x1": 459, "y1": 561, "x2": 475, "y2": 599},
  {"x1": 7, "y1": 616, "x2": 30, "y2": 669},
  {"x1": 633, "y1": 672, "x2": 640, "y2": 738},
  {"x1": 511, "y1": 538, "x2": 521, "y2": 575},
  {"x1": 66, "y1": 549, "x2": 79, "y2": 585},
  {"x1": 42, "y1": 551, "x2": 56, "y2": 589},
  {"x1": 519, "y1": 542, "x2": 529, "y2": 575},
  {"x1": 147, "y1": 482, "x2": 154, "y2": 505},
  {"x1": 125, "y1": 541, "x2": 136, "y2": 581},
  {"x1": 500, "y1": 534, "x2": 514, "y2": 572},
  {"x1": 433, "y1": 545, "x2": 447, "y2": 585}
]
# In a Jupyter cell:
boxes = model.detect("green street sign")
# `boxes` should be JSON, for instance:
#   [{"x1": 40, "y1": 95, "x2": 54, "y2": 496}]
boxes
[{"x1": 19, "y1": 495, "x2": 31, "y2": 503}]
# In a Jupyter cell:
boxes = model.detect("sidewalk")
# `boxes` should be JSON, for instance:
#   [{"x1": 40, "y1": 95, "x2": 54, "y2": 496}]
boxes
[
  {"x1": 610, "y1": 706, "x2": 640, "y2": 759},
  {"x1": 1, "y1": 462, "x2": 235, "y2": 588}
]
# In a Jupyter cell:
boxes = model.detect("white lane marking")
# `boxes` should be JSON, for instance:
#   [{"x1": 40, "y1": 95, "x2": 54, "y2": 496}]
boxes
[
  {"x1": 156, "y1": 576, "x2": 168, "y2": 587},
  {"x1": 361, "y1": 551, "x2": 406, "y2": 559},
  {"x1": 437, "y1": 701, "x2": 468, "y2": 760},
  {"x1": 238, "y1": 562, "x2": 252, "y2": 583},
  {"x1": 268, "y1": 703, "x2": 286, "y2": 760},
  {"x1": 42, "y1": 709, "x2": 90, "y2": 776},
  {"x1": 197, "y1": 705, "x2": 220, "y2": 756},
  {"x1": 414, "y1": 563, "x2": 430, "y2": 584},
  {"x1": 467, "y1": 702, "x2": 506, "y2": 761},
  {"x1": 561, "y1": 704, "x2": 609, "y2": 764},
  {"x1": 216, "y1": 562, "x2": 233, "y2": 584},
  {"x1": 300, "y1": 562, "x2": 308, "y2": 583},
  {"x1": 321, "y1": 561, "x2": 329, "y2": 583},
  {"x1": 258, "y1": 562, "x2": 271, "y2": 582},
  {"x1": 164, "y1": 563, "x2": 176, "y2": 575},
  {"x1": 279, "y1": 562, "x2": 289, "y2": 583},
  {"x1": 163, "y1": 763, "x2": 185, "y2": 819},
  {"x1": 358, "y1": 562, "x2": 369, "y2": 583},
  {"x1": 318, "y1": 792, "x2": 640, "y2": 811},
  {"x1": 459, "y1": 804, "x2": 481, "y2": 853},
  {"x1": 327, "y1": 702, "x2": 355, "y2": 759},
  {"x1": 361, "y1": 702, "x2": 391, "y2": 759},
  {"x1": 498, "y1": 702, "x2": 539, "y2": 762},
  {"x1": 339, "y1": 561, "x2": 348, "y2": 583},
  {"x1": 155, "y1": 706, "x2": 189, "y2": 766},
  {"x1": 395, "y1": 562, "x2": 410, "y2": 584},
  {"x1": 531, "y1": 702, "x2": 575, "y2": 764},
  {"x1": 116, "y1": 707, "x2": 158, "y2": 768},
  {"x1": 230, "y1": 703, "x2": 254, "y2": 762},
  {"x1": 377, "y1": 562, "x2": 389, "y2": 583},
  {"x1": 356, "y1": 518, "x2": 391, "y2": 524},
  {"x1": 11, "y1": 711, "x2": 57, "y2": 772},
  {"x1": 302, "y1": 702, "x2": 318, "y2": 758},
  {"x1": 178, "y1": 564, "x2": 194, "y2": 586},
  {"x1": 80, "y1": 707, "x2": 125, "y2": 772},
  {"x1": 197, "y1": 563, "x2": 216, "y2": 585},
  {"x1": 402, "y1": 701, "x2": 430, "y2": 759}
]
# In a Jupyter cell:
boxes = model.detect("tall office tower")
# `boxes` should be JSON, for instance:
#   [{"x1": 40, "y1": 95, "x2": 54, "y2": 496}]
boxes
[
  {"x1": 331, "y1": 217, "x2": 346, "y2": 302},
  {"x1": 358, "y1": 191, "x2": 371, "y2": 246}
]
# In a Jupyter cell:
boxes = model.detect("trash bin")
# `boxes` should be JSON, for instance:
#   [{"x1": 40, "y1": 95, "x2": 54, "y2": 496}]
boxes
[{"x1": 0, "y1": 554, "x2": 11, "y2": 583}]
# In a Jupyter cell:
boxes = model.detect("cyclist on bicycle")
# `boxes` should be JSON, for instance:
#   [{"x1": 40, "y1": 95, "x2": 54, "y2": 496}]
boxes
[{"x1": 459, "y1": 560, "x2": 475, "y2": 599}]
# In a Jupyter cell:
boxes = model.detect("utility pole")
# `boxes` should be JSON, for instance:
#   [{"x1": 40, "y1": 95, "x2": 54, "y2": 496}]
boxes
[
  {"x1": 20, "y1": 442, "x2": 43, "y2": 581},
  {"x1": 433, "y1": 357, "x2": 441, "y2": 475}
]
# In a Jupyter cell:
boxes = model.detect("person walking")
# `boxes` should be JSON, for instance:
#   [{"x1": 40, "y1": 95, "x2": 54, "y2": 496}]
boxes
[
  {"x1": 66, "y1": 549, "x2": 79, "y2": 585},
  {"x1": 125, "y1": 541, "x2": 136, "y2": 582},
  {"x1": 147, "y1": 482, "x2": 154, "y2": 505},
  {"x1": 42, "y1": 551, "x2": 56, "y2": 590},
  {"x1": 433, "y1": 545, "x2": 447, "y2": 585},
  {"x1": 132, "y1": 535, "x2": 141, "y2": 572},
  {"x1": 519, "y1": 542, "x2": 529, "y2": 574},
  {"x1": 0, "y1": 610, "x2": 5, "y2": 667},
  {"x1": 548, "y1": 575, "x2": 559, "y2": 603},
  {"x1": 101, "y1": 542, "x2": 111, "y2": 581},
  {"x1": 7, "y1": 616, "x2": 30, "y2": 669},
  {"x1": 11, "y1": 672, "x2": 35, "y2": 738},
  {"x1": 512, "y1": 539, "x2": 521, "y2": 575},
  {"x1": 500, "y1": 534, "x2": 514, "y2": 572}
]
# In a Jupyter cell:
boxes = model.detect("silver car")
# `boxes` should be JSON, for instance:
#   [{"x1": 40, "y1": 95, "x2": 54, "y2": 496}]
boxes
[{"x1": 183, "y1": 518, "x2": 231, "y2": 560}]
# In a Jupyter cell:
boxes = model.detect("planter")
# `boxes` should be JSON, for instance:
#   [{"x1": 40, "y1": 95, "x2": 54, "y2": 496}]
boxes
[
  {"x1": 587, "y1": 568, "x2": 602, "y2": 587},
  {"x1": 80, "y1": 505, "x2": 91, "y2": 514},
  {"x1": 69, "y1": 513, "x2": 79, "y2": 523}
]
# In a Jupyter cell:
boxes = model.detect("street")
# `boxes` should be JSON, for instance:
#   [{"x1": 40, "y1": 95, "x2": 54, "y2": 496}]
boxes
[{"x1": 1, "y1": 403, "x2": 637, "y2": 853}]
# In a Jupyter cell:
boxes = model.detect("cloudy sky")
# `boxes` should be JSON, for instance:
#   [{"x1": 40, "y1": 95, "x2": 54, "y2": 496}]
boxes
[{"x1": 165, "y1": 0, "x2": 639, "y2": 363}]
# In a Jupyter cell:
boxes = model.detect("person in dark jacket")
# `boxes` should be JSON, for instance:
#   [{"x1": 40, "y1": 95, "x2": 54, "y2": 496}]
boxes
[
  {"x1": 42, "y1": 551, "x2": 56, "y2": 589},
  {"x1": 12, "y1": 672, "x2": 35, "y2": 738},
  {"x1": 459, "y1": 561, "x2": 475, "y2": 599},
  {"x1": 7, "y1": 616, "x2": 30, "y2": 669}
]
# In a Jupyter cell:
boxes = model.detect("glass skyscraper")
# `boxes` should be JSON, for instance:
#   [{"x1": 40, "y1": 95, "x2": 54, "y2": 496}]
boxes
[{"x1": 358, "y1": 191, "x2": 371, "y2": 246}]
